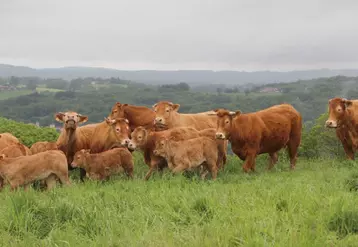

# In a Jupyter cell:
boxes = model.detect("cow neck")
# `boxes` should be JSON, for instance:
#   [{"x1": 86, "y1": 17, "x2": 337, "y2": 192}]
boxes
[
  {"x1": 165, "y1": 140, "x2": 178, "y2": 158},
  {"x1": 142, "y1": 131, "x2": 156, "y2": 152},
  {"x1": 65, "y1": 127, "x2": 77, "y2": 160},
  {"x1": 168, "y1": 111, "x2": 180, "y2": 128},
  {"x1": 229, "y1": 115, "x2": 247, "y2": 142},
  {"x1": 106, "y1": 125, "x2": 118, "y2": 145},
  {"x1": 338, "y1": 112, "x2": 358, "y2": 136}
]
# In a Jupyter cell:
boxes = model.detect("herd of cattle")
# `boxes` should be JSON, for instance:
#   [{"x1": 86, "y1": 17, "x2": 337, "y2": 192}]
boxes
[{"x1": 0, "y1": 97, "x2": 356, "y2": 191}]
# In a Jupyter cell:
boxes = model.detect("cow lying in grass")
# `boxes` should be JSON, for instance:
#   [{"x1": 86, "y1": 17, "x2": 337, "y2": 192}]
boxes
[
  {"x1": 0, "y1": 150, "x2": 70, "y2": 191},
  {"x1": 71, "y1": 148, "x2": 134, "y2": 180}
]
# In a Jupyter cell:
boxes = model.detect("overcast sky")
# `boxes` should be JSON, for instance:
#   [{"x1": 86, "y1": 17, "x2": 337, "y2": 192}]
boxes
[{"x1": 1, "y1": 0, "x2": 358, "y2": 71}]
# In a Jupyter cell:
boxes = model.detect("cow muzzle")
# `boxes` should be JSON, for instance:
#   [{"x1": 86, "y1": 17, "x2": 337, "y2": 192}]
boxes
[
  {"x1": 154, "y1": 117, "x2": 165, "y2": 125},
  {"x1": 215, "y1": 132, "x2": 226, "y2": 140},
  {"x1": 325, "y1": 120, "x2": 337, "y2": 128},
  {"x1": 127, "y1": 141, "x2": 136, "y2": 150},
  {"x1": 121, "y1": 139, "x2": 130, "y2": 147}
]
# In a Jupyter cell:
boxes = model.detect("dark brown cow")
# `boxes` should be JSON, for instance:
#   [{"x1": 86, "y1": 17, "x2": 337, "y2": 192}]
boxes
[
  {"x1": 325, "y1": 97, "x2": 358, "y2": 159},
  {"x1": 210, "y1": 104, "x2": 302, "y2": 172},
  {"x1": 108, "y1": 102, "x2": 156, "y2": 131}
]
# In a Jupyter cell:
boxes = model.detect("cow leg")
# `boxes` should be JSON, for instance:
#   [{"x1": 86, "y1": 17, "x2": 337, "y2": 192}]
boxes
[
  {"x1": 287, "y1": 140, "x2": 299, "y2": 170},
  {"x1": 45, "y1": 174, "x2": 58, "y2": 190},
  {"x1": 79, "y1": 168, "x2": 87, "y2": 182},
  {"x1": 267, "y1": 152, "x2": 278, "y2": 170},
  {"x1": 171, "y1": 163, "x2": 188, "y2": 175},
  {"x1": 243, "y1": 152, "x2": 256, "y2": 173},
  {"x1": 342, "y1": 142, "x2": 355, "y2": 160},
  {"x1": 125, "y1": 164, "x2": 134, "y2": 179},
  {"x1": 23, "y1": 183, "x2": 30, "y2": 191},
  {"x1": 206, "y1": 160, "x2": 218, "y2": 180},
  {"x1": 144, "y1": 160, "x2": 158, "y2": 181}
]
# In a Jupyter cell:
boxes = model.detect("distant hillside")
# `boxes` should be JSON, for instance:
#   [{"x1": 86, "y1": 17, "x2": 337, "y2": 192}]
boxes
[{"x1": 1, "y1": 64, "x2": 358, "y2": 85}]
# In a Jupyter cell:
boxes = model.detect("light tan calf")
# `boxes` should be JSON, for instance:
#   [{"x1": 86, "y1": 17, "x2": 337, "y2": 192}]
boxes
[
  {"x1": 30, "y1": 141, "x2": 58, "y2": 154},
  {"x1": 153, "y1": 136, "x2": 218, "y2": 180},
  {"x1": 0, "y1": 150, "x2": 70, "y2": 191},
  {"x1": 0, "y1": 142, "x2": 32, "y2": 158}
]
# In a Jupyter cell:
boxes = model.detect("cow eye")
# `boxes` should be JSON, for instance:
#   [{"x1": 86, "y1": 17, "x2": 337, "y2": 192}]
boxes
[
  {"x1": 225, "y1": 120, "x2": 229, "y2": 124},
  {"x1": 337, "y1": 109, "x2": 341, "y2": 112},
  {"x1": 166, "y1": 109, "x2": 169, "y2": 112},
  {"x1": 113, "y1": 110, "x2": 117, "y2": 113},
  {"x1": 138, "y1": 136, "x2": 142, "y2": 139}
]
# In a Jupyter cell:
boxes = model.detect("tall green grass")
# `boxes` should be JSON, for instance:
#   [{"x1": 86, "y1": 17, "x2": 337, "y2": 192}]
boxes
[{"x1": 0, "y1": 153, "x2": 357, "y2": 247}]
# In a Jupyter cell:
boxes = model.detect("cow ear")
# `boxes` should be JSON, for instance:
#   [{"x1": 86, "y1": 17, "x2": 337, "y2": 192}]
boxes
[
  {"x1": 105, "y1": 117, "x2": 111, "y2": 124},
  {"x1": 229, "y1": 110, "x2": 241, "y2": 117},
  {"x1": 172, "y1": 104, "x2": 180, "y2": 112},
  {"x1": 344, "y1": 100, "x2": 353, "y2": 108},
  {"x1": 55, "y1": 112, "x2": 65, "y2": 122},
  {"x1": 116, "y1": 102, "x2": 121, "y2": 106},
  {"x1": 78, "y1": 115, "x2": 88, "y2": 123},
  {"x1": 123, "y1": 104, "x2": 128, "y2": 107}
]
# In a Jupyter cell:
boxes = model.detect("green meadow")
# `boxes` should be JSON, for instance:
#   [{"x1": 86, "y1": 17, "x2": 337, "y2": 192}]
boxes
[{"x1": 0, "y1": 153, "x2": 357, "y2": 247}]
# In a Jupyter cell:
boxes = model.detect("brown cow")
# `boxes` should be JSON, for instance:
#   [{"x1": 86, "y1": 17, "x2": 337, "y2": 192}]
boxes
[
  {"x1": 71, "y1": 148, "x2": 134, "y2": 180},
  {"x1": 153, "y1": 136, "x2": 218, "y2": 180},
  {"x1": 211, "y1": 104, "x2": 302, "y2": 172},
  {"x1": 108, "y1": 102, "x2": 156, "y2": 131},
  {"x1": 0, "y1": 142, "x2": 32, "y2": 158},
  {"x1": 0, "y1": 133, "x2": 20, "y2": 151},
  {"x1": 325, "y1": 98, "x2": 358, "y2": 159},
  {"x1": 30, "y1": 141, "x2": 58, "y2": 154},
  {"x1": 55, "y1": 111, "x2": 97, "y2": 181},
  {"x1": 90, "y1": 117, "x2": 131, "y2": 154},
  {"x1": 0, "y1": 150, "x2": 70, "y2": 191},
  {"x1": 152, "y1": 101, "x2": 217, "y2": 131}
]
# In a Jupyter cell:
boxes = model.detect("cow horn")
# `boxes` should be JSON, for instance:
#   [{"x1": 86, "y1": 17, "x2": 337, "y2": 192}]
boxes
[
  {"x1": 229, "y1": 111, "x2": 236, "y2": 115},
  {"x1": 124, "y1": 119, "x2": 129, "y2": 124}
]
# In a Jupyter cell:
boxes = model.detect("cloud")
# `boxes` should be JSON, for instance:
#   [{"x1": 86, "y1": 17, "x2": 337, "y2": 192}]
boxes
[{"x1": 1, "y1": 0, "x2": 358, "y2": 70}]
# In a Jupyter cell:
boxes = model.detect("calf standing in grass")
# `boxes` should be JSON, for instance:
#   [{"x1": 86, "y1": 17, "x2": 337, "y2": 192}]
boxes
[
  {"x1": 0, "y1": 150, "x2": 70, "y2": 191},
  {"x1": 71, "y1": 148, "x2": 134, "y2": 180},
  {"x1": 153, "y1": 136, "x2": 218, "y2": 180}
]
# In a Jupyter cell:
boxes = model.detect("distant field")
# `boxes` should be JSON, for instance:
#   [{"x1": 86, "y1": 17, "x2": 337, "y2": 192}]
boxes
[
  {"x1": 36, "y1": 87, "x2": 64, "y2": 92},
  {"x1": 0, "y1": 90, "x2": 33, "y2": 100},
  {"x1": 0, "y1": 154, "x2": 357, "y2": 246},
  {"x1": 0, "y1": 87, "x2": 65, "y2": 100}
]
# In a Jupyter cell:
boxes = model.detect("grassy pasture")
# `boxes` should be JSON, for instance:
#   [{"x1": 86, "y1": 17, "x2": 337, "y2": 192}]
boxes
[{"x1": 0, "y1": 153, "x2": 357, "y2": 247}]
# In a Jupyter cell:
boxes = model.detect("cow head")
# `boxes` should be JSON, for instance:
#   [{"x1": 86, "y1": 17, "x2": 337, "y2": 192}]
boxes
[
  {"x1": 325, "y1": 97, "x2": 353, "y2": 128},
  {"x1": 108, "y1": 102, "x2": 128, "y2": 119},
  {"x1": 55, "y1": 111, "x2": 88, "y2": 130},
  {"x1": 152, "y1": 101, "x2": 180, "y2": 129},
  {"x1": 128, "y1": 126, "x2": 148, "y2": 151},
  {"x1": 208, "y1": 108, "x2": 241, "y2": 140},
  {"x1": 153, "y1": 136, "x2": 168, "y2": 157},
  {"x1": 71, "y1": 149, "x2": 90, "y2": 168},
  {"x1": 105, "y1": 117, "x2": 131, "y2": 147}
]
